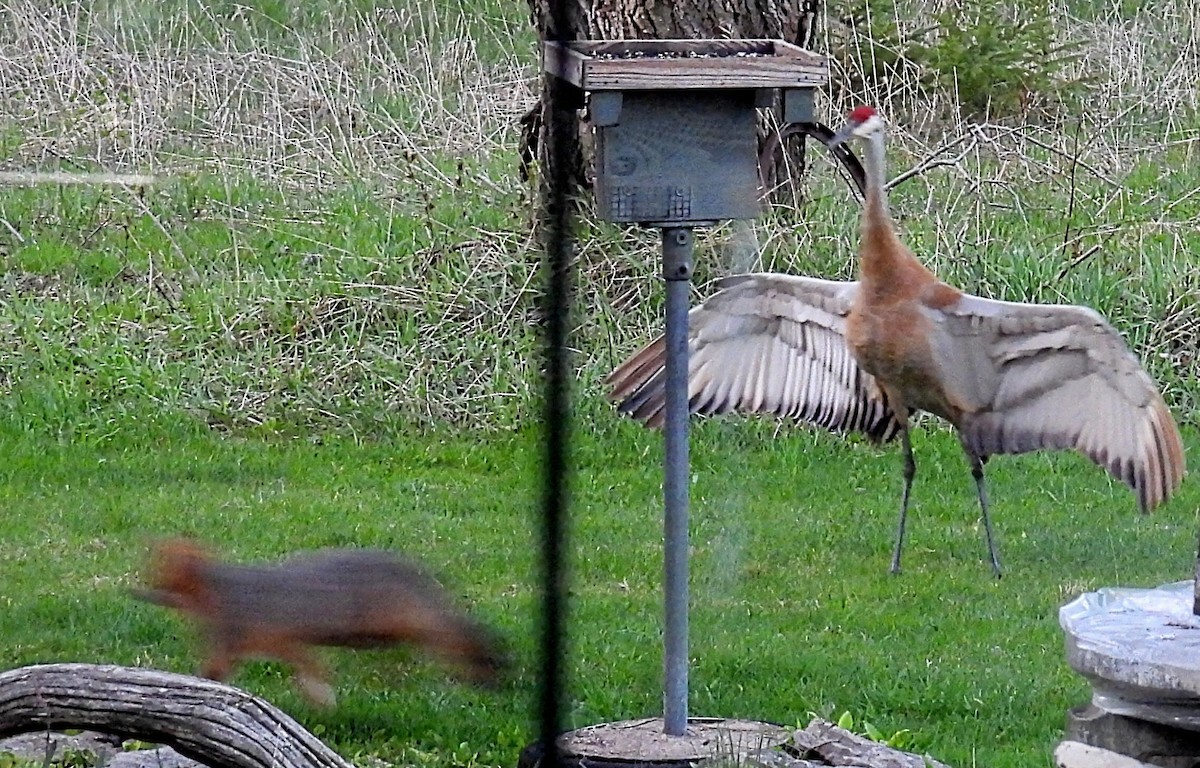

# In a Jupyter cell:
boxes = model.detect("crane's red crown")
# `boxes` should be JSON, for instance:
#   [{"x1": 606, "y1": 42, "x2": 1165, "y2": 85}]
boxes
[{"x1": 849, "y1": 105, "x2": 877, "y2": 123}]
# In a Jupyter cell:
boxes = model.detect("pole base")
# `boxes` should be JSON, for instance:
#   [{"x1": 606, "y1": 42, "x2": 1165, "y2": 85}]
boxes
[{"x1": 518, "y1": 717, "x2": 789, "y2": 768}]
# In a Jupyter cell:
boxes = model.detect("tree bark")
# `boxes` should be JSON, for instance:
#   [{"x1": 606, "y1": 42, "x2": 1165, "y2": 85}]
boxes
[
  {"x1": 526, "y1": 0, "x2": 819, "y2": 53},
  {"x1": 0, "y1": 664, "x2": 353, "y2": 768}
]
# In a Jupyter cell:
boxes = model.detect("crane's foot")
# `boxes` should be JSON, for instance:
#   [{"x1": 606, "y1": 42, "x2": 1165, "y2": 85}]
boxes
[
  {"x1": 889, "y1": 511, "x2": 907, "y2": 576},
  {"x1": 982, "y1": 535, "x2": 1002, "y2": 578},
  {"x1": 986, "y1": 545, "x2": 1003, "y2": 578}
]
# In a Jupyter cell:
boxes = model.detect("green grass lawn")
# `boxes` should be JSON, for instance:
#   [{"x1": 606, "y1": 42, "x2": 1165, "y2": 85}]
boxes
[
  {"x1": 1, "y1": 0, "x2": 1198, "y2": 766},
  {"x1": 1, "y1": 417, "x2": 1196, "y2": 768}
]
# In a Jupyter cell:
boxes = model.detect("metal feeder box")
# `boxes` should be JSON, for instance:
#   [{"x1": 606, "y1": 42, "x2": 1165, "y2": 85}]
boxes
[{"x1": 544, "y1": 39, "x2": 828, "y2": 224}]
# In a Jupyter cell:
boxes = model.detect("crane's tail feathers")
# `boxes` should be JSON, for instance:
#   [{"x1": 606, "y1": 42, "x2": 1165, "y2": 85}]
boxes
[
  {"x1": 605, "y1": 335, "x2": 669, "y2": 428},
  {"x1": 1136, "y1": 398, "x2": 1187, "y2": 513},
  {"x1": 962, "y1": 395, "x2": 1185, "y2": 515}
]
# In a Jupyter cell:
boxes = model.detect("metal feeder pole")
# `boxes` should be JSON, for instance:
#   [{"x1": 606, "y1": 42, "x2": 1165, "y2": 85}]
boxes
[{"x1": 661, "y1": 225, "x2": 694, "y2": 737}]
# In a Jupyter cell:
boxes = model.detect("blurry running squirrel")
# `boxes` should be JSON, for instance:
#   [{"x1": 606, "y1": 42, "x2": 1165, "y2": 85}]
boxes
[{"x1": 134, "y1": 538, "x2": 508, "y2": 706}]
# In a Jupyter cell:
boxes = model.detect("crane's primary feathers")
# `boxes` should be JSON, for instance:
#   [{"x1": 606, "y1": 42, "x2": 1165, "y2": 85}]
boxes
[
  {"x1": 607, "y1": 107, "x2": 1186, "y2": 576},
  {"x1": 609, "y1": 274, "x2": 902, "y2": 441}
]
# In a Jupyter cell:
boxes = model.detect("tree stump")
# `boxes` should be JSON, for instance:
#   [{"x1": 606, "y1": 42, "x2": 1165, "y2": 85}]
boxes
[{"x1": 0, "y1": 663, "x2": 353, "y2": 768}]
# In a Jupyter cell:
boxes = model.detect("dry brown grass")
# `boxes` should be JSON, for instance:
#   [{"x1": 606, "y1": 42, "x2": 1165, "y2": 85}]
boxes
[
  {"x1": 0, "y1": 0, "x2": 1196, "y2": 434},
  {"x1": 0, "y1": 0, "x2": 534, "y2": 184}
]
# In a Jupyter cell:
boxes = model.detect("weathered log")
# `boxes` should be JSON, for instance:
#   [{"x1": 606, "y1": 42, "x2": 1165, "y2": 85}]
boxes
[
  {"x1": 0, "y1": 663, "x2": 353, "y2": 768},
  {"x1": 791, "y1": 719, "x2": 950, "y2": 768}
]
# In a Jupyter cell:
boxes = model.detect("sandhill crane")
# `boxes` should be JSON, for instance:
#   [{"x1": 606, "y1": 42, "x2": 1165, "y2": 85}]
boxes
[{"x1": 607, "y1": 106, "x2": 1186, "y2": 577}]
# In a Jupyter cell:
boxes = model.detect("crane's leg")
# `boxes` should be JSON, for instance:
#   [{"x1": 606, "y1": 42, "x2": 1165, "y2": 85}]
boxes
[
  {"x1": 890, "y1": 426, "x2": 916, "y2": 575},
  {"x1": 968, "y1": 452, "x2": 1002, "y2": 578}
]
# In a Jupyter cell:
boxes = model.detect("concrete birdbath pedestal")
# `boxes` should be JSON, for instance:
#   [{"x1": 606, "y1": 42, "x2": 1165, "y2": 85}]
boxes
[
  {"x1": 1059, "y1": 580, "x2": 1200, "y2": 764},
  {"x1": 529, "y1": 37, "x2": 827, "y2": 767}
]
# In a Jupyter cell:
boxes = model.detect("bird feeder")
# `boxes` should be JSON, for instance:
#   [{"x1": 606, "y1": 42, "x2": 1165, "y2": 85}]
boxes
[
  {"x1": 540, "y1": 36, "x2": 829, "y2": 758},
  {"x1": 545, "y1": 38, "x2": 827, "y2": 225}
]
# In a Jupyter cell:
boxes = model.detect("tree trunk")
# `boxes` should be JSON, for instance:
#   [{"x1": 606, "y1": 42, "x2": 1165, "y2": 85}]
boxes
[
  {"x1": 0, "y1": 663, "x2": 353, "y2": 768},
  {"x1": 526, "y1": 0, "x2": 819, "y2": 58},
  {"x1": 521, "y1": 0, "x2": 823, "y2": 200}
]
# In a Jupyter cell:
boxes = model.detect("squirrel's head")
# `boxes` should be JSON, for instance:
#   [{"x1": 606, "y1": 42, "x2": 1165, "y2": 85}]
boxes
[{"x1": 132, "y1": 538, "x2": 214, "y2": 607}]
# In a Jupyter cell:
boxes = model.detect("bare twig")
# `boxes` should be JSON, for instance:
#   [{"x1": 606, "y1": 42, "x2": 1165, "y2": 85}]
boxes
[
  {"x1": 974, "y1": 123, "x2": 1120, "y2": 188},
  {"x1": 1055, "y1": 244, "x2": 1103, "y2": 281},
  {"x1": 1062, "y1": 120, "x2": 1083, "y2": 253},
  {"x1": 0, "y1": 218, "x2": 25, "y2": 243},
  {"x1": 886, "y1": 131, "x2": 979, "y2": 189}
]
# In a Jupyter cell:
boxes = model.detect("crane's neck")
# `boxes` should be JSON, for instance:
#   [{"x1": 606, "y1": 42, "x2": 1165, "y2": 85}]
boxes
[
  {"x1": 861, "y1": 129, "x2": 890, "y2": 227},
  {"x1": 856, "y1": 127, "x2": 932, "y2": 294}
]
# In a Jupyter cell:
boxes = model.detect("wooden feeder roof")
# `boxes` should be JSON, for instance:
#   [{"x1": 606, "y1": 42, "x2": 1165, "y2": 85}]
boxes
[{"x1": 544, "y1": 39, "x2": 829, "y2": 91}]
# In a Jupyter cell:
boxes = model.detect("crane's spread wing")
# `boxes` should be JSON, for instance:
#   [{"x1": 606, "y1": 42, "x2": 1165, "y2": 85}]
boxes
[
  {"x1": 607, "y1": 273, "x2": 902, "y2": 441},
  {"x1": 929, "y1": 293, "x2": 1186, "y2": 512}
]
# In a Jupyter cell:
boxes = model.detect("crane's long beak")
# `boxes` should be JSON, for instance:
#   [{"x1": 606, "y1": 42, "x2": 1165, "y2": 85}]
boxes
[{"x1": 827, "y1": 122, "x2": 858, "y2": 149}]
